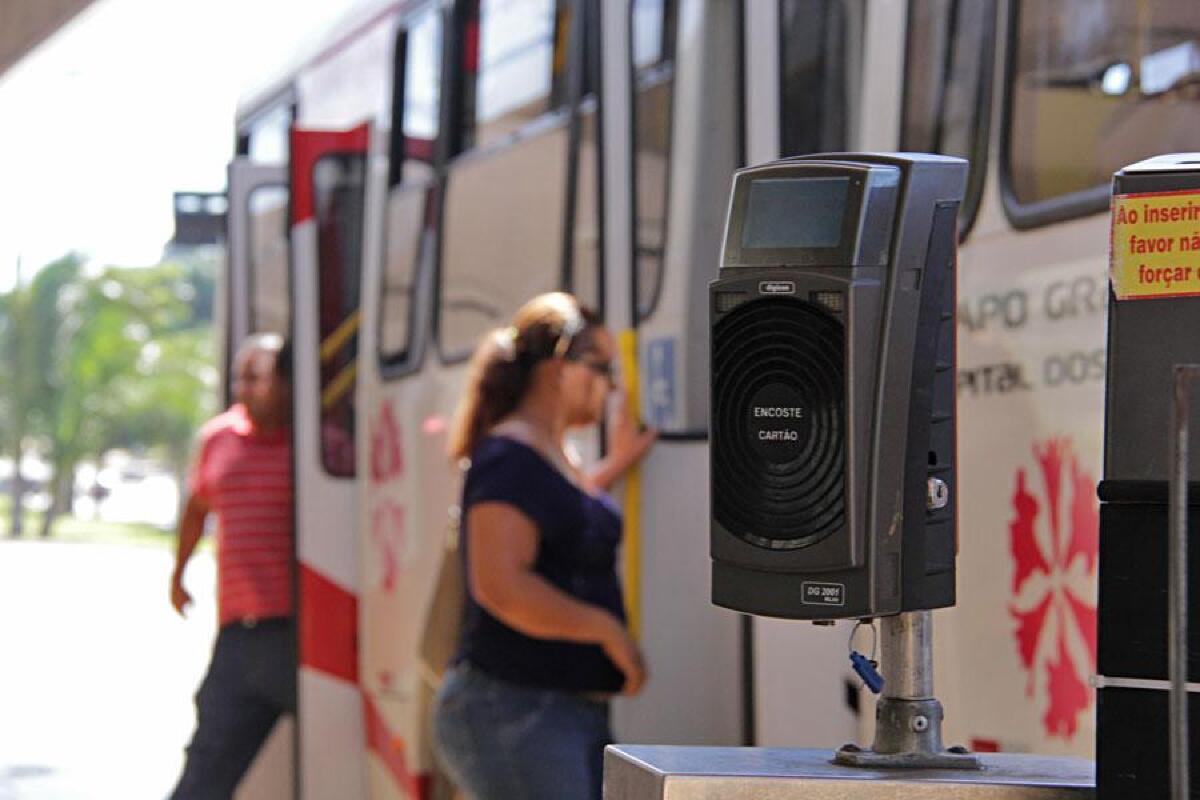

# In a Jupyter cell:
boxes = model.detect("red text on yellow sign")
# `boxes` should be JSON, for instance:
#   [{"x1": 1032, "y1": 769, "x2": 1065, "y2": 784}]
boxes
[{"x1": 1110, "y1": 189, "x2": 1200, "y2": 300}]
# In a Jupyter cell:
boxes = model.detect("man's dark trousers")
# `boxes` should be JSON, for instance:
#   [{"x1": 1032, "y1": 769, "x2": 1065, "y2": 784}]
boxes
[{"x1": 170, "y1": 618, "x2": 295, "y2": 800}]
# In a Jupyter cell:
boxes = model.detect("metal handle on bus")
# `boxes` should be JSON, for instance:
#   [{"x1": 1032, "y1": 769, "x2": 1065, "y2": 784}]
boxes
[{"x1": 1168, "y1": 365, "x2": 1194, "y2": 800}]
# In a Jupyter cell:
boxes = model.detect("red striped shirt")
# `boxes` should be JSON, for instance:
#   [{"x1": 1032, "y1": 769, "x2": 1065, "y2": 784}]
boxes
[{"x1": 191, "y1": 404, "x2": 293, "y2": 626}]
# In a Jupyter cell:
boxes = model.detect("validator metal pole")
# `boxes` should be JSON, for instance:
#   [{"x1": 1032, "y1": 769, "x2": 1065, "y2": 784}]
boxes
[
  {"x1": 1168, "y1": 365, "x2": 1193, "y2": 800},
  {"x1": 835, "y1": 611, "x2": 981, "y2": 769}
]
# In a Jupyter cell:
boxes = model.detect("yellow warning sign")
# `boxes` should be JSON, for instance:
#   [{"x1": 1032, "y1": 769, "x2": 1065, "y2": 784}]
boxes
[{"x1": 1111, "y1": 189, "x2": 1200, "y2": 300}]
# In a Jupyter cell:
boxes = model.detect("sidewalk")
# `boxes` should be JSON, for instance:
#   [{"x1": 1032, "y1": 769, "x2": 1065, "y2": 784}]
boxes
[{"x1": 0, "y1": 539, "x2": 217, "y2": 800}]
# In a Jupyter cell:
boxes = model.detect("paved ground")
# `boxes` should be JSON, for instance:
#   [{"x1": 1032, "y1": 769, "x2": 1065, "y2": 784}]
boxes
[{"x1": 0, "y1": 539, "x2": 217, "y2": 800}]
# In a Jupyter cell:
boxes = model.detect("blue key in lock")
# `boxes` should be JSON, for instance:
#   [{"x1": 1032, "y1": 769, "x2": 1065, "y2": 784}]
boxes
[{"x1": 850, "y1": 651, "x2": 885, "y2": 694}]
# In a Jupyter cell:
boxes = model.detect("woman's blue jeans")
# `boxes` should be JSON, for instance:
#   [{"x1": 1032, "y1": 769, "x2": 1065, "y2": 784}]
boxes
[{"x1": 432, "y1": 663, "x2": 613, "y2": 800}]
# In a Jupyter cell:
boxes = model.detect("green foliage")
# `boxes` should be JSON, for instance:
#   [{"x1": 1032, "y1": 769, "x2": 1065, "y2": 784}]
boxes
[
  {"x1": 176, "y1": 252, "x2": 218, "y2": 327},
  {"x1": 0, "y1": 283, "x2": 27, "y2": 446},
  {"x1": 1, "y1": 254, "x2": 219, "y2": 536},
  {"x1": 106, "y1": 326, "x2": 219, "y2": 472}
]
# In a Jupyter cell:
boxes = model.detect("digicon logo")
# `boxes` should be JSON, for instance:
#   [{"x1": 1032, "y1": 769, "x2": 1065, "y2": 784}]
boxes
[{"x1": 759, "y1": 280, "x2": 796, "y2": 295}]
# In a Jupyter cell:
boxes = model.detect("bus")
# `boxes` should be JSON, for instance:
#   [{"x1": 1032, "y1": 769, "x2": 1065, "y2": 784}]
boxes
[{"x1": 219, "y1": 0, "x2": 1200, "y2": 796}]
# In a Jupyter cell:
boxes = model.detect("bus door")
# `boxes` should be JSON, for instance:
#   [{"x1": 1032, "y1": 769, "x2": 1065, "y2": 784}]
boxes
[
  {"x1": 435, "y1": 0, "x2": 599, "y2": 691},
  {"x1": 357, "y1": 155, "x2": 446, "y2": 800},
  {"x1": 606, "y1": 0, "x2": 744, "y2": 747},
  {"x1": 289, "y1": 122, "x2": 370, "y2": 800},
  {"x1": 357, "y1": 5, "x2": 453, "y2": 797},
  {"x1": 737, "y1": 0, "x2": 877, "y2": 749},
  {"x1": 224, "y1": 157, "x2": 296, "y2": 800}
]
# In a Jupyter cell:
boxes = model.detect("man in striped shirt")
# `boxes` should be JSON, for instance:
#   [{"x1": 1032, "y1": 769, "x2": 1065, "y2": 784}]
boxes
[{"x1": 169, "y1": 333, "x2": 294, "y2": 799}]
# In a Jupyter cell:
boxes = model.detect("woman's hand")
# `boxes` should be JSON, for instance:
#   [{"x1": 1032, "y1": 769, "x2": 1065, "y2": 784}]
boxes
[
  {"x1": 607, "y1": 391, "x2": 657, "y2": 469},
  {"x1": 599, "y1": 391, "x2": 658, "y2": 481},
  {"x1": 597, "y1": 614, "x2": 647, "y2": 695}
]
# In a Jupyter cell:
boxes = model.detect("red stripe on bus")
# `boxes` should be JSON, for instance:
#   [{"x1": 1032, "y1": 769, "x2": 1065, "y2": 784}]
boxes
[
  {"x1": 298, "y1": 564, "x2": 359, "y2": 684},
  {"x1": 290, "y1": 124, "x2": 370, "y2": 226},
  {"x1": 363, "y1": 693, "x2": 432, "y2": 799}
]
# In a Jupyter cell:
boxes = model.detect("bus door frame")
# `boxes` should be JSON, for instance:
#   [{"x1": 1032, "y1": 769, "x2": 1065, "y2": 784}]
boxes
[
  {"x1": 225, "y1": 159, "x2": 288, "y2": 396},
  {"x1": 288, "y1": 121, "x2": 371, "y2": 800},
  {"x1": 222, "y1": 156, "x2": 297, "y2": 800}
]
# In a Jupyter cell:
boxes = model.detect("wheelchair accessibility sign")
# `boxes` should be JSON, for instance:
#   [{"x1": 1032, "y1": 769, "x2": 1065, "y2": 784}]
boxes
[{"x1": 646, "y1": 337, "x2": 676, "y2": 428}]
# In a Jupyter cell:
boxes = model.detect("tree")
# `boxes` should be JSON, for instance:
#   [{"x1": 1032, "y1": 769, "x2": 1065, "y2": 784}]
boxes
[
  {"x1": 105, "y1": 325, "x2": 218, "y2": 485},
  {"x1": 1, "y1": 255, "x2": 88, "y2": 537},
  {"x1": 34, "y1": 261, "x2": 195, "y2": 536},
  {"x1": 7, "y1": 254, "x2": 217, "y2": 538},
  {"x1": 0, "y1": 276, "x2": 35, "y2": 537},
  {"x1": 102, "y1": 259, "x2": 218, "y2": 481},
  {"x1": 36, "y1": 264, "x2": 141, "y2": 535}
]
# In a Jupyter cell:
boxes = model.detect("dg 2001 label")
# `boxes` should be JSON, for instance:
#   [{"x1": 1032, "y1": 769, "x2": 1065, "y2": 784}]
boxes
[{"x1": 802, "y1": 581, "x2": 845, "y2": 606}]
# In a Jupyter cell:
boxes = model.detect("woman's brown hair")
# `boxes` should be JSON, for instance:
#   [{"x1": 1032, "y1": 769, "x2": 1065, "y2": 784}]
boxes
[{"x1": 447, "y1": 292, "x2": 600, "y2": 461}]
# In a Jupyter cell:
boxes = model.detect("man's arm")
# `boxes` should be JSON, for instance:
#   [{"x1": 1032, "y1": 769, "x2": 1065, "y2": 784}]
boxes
[{"x1": 170, "y1": 493, "x2": 210, "y2": 616}]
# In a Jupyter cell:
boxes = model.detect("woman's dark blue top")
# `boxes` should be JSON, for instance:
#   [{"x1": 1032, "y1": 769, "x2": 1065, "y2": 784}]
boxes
[{"x1": 454, "y1": 436, "x2": 627, "y2": 693}]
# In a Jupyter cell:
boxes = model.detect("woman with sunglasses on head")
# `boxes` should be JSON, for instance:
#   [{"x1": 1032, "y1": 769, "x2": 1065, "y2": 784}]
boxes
[{"x1": 432, "y1": 292, "x2": 658, "y2": 800}]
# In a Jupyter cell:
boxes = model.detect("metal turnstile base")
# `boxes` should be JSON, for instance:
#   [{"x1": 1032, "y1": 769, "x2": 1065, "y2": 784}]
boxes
[
  {"x1": 603, "y1": 746, "x2": 1095, "y2": 799},
  {"x1": 833, "y1": 743, "x2": 982, "y2": 770}
]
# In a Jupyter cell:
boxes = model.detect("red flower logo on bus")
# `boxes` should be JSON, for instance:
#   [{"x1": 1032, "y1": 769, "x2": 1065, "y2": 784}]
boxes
[
  {"x1": 369, "y1": 400, "x2": 408, "y2": 593},
  {"x1": 1009, "y1": 438, "x2": 1098, "y2": 739},
  {"x1": 370, "y1": 401, "x2": 404, "y2": 485}
]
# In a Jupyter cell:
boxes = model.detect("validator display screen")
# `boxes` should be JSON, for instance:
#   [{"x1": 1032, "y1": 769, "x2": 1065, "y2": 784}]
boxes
[{"x1": 740, "y1": 176, "x2": 849, "y2": 250}]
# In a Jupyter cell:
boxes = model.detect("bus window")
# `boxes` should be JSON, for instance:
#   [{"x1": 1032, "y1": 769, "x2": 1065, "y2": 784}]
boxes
[
  {"x1": 439, "y1": 0, "x2": 573, "y2": 358},
  {"x1": 247, "y1": 185, "x2": 289, "y2": 335},
  {"x1": 380, "y1": 8, "x2": 443, "y2": 369},
  {"x1": 1003, "y1": 1, "x2": 1200, "y2": 225},
  {"x1": 314, "y1": 154, "x2": 366, "y2": 477},
  {"x1": 240, "y1": 101, "x2": 293, "y2": 164},
  {"x1": 462, "y1": 0, "x2": 560, "y2": 151},
  {"x1": 778, "y1": 0, "x2": 853, "y2": 157},
  {"x1": 566, "y1": 1, "x2": 601, "y2": 312},
  {"x1": 571, "y1": 98, "x2": 601, "y2": 312},
  {"x1": 401, "y1": 9, "x2": 442, "y2": 149},
  {"x1": 632, "y1": 0, "x2": 670, "y2": 69},
  {"x1": 631, "y1": 0, "x2": 675, "y2": 321},
  {"x1": 902, "y1": 0, "x2": 996, "y2": 236},
  {"x1": 573, "y1": 102, "x2": 600, "y2": 311}
]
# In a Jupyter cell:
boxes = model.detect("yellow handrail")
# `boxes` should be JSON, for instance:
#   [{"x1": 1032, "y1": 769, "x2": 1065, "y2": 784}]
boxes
[
  {"x1": 321, "y1": 361, "x2": 358, "y2": 410},
  {"x1": 618, "y1": 329, "x2": 643, "y2": 640},
  {"x1": 321, "y1": 310, "x2": 361, "y2": 364}
]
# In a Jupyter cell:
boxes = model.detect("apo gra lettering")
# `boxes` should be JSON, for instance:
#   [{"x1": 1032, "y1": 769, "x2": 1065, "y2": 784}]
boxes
[{"x1": 958, "y1": 274, "x2": 1105, "y2": 333}]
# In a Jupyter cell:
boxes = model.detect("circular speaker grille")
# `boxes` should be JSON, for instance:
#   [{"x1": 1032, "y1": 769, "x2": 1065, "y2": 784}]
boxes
[{"x1": 712, "y1": 296, "x2": 845, "y2": 550}]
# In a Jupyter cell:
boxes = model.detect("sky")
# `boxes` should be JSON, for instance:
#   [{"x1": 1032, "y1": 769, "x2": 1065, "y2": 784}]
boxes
[{"x1": 0, "y1": 0, "x2": 376, "y2": 291}]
